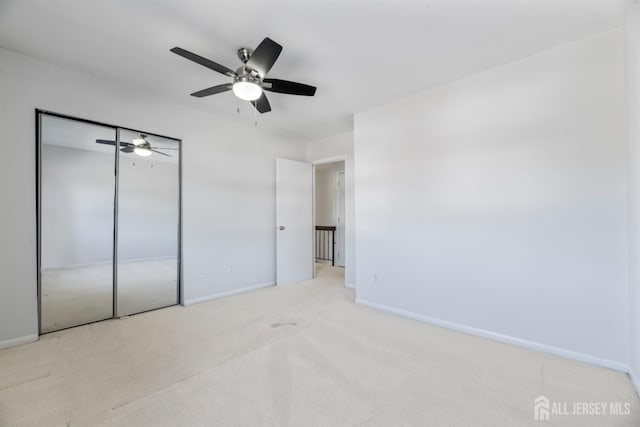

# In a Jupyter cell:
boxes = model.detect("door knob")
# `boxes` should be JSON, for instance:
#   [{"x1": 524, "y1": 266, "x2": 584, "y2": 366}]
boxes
[{"x1": 279, "y1": 225, "x2": 285, "y2": 231}]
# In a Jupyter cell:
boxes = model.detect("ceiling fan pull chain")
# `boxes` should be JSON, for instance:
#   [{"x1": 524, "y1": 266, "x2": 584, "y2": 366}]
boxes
[
  {"x1": 236, "y1": 98, "x2": 240, "y2": 115},
  {"x1": 254, "y1": 103, "x2": 258, "y2": 126}
]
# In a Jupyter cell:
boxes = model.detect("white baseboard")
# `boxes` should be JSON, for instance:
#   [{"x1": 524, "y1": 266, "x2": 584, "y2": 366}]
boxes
[
  {"x1": 0, "y1": 334, "x2": 38, "y2": 350},
  {"x1": 184, "y1": 282, "x2": 275, "y2": 306},
  {"x1": 345, "y1": 283, "x2": 356, "y2": 289},
  {"x1": 355, "y1": 298, "x2": 629, "y2": 373},
  {"x1": 630, "y1": 368, "x2": 640, "y2": 398}
]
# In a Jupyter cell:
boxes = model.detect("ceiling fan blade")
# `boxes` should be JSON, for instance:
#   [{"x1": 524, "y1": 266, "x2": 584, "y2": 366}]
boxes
[
  {"x1": 150, "y1": 147, "x2": 180, "y2": 150},
  {"x1": 170, "y1": 47, "x2": 237, "y2": 77},
  {"x1": 150, "y1": 149, "x2": 171, "y2": 157},
  {"x1": 263, "y1": 78, "x2": 316, "y2": 96},
  {"x1": 191, "y1": 83, "x2": 232, "y2": 98},
  {"x1": 97, "y1": 139, "x2": 135, "y2": 148},
  {"x1": 251, "y1": 92, "x2": 272, "y2": 114},
  {"x1": 246, "y1": 37, "x2": 282, "y2": 77},
  {"x1": 96, "y1": 139, "x2": 116, "y2": 146},
  {"x1": 121, "y1": 146, "x2": 135, "y2": 153}
]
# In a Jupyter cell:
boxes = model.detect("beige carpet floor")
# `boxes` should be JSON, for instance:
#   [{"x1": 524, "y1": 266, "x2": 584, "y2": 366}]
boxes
[{"x1": 1, "y1": 264, "x2": 638, "y2": 426}]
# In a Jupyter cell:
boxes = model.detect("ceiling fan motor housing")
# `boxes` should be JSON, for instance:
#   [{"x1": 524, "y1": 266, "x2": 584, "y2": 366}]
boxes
[
  {"x1": 234, "y1": 66, "x2": 262, "y2": 86},
  {"x1": 237, "y1": 47, "x2": 253, "y2": 63}
]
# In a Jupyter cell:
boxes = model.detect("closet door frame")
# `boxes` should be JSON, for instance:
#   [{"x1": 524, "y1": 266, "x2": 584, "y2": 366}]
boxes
[{"x1": 35, "y1": 109, "x2": 183, "y2": 334}]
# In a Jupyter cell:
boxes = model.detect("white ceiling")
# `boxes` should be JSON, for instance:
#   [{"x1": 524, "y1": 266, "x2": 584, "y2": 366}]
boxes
[{"x1": 0, "y1": 0, "x2": 628, "y2": 141}]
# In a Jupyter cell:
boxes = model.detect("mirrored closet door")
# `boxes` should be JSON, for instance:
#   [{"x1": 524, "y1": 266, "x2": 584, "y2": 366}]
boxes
[
  {"x1": 116, "y1": 130, "x2": 180, "y2": 316},
  {"x1": 39, "y1": 114, "x2": 116, "y2": 333},
  {"x1": 37, "y1": 111, "x2": 181, "y2": 334}
]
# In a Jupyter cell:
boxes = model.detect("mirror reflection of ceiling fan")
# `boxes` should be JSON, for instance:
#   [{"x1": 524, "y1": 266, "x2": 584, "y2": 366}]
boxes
[{"x1": 96, "y1": 135, "x2": 178, "y2": 157}]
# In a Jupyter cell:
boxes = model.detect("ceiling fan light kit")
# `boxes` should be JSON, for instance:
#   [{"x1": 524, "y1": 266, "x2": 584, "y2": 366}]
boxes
[
  {"x1": 133, "y1": 146, "x2": 153, "y2": 157},
  {"x1": 171, "y1": 37, "x2": 317, "y2": 114},
  {"x1": 232, "y1": 79, "x2": 262, "y2": 101}
]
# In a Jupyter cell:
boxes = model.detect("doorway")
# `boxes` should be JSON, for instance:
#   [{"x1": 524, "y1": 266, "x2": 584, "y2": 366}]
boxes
[
  {"x1": 314, "y1": 161, "x2": 346, "y2": 278},
  {"x1": 275, "y1": 157, "x2": 350, "y2": 287},
  {"x1": 36, "y1": 110, "x2": 182, "y2": 333}
]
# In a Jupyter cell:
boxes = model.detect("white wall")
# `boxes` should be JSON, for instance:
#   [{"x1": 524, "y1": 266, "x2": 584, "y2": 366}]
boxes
[
  {"x1": 354, "y1": 30, "x2": 630, "y2": 368},
  {"x1": 307, "y1": 132, "x2": 355, "y2": 287},
  {"x1": 0, "y1": 47, "x2": 305, "y2": 347},
  {"x1": 625, "y1": 1, "x2": 640, "y2": 393}
]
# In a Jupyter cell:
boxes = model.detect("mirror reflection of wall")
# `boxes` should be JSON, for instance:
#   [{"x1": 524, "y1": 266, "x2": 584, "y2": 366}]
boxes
[{"x1": 38, "y1": 112, "x2": 181, "y2": 333}]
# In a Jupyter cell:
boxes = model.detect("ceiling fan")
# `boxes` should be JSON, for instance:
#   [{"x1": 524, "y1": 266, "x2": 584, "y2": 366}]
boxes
[
  {"x1": 96, "y1": 135, "x2": 178, "y2": 157},
  {"x1": 170, "y1": 37, "x2": 316, "y2": 113}
]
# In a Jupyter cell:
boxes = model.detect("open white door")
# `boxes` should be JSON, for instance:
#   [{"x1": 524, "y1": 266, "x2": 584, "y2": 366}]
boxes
[{"x1": 276, "y1": 158, "x2": 313, "y2": 285}]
